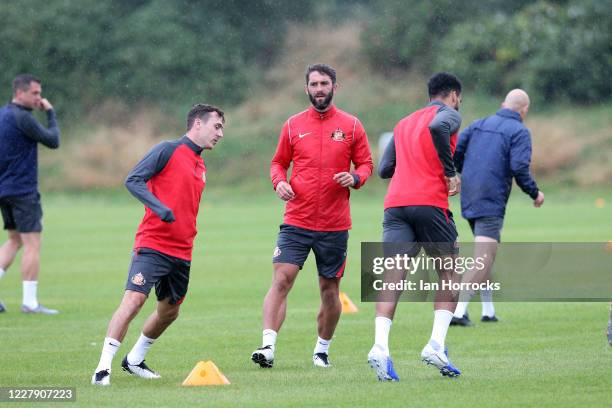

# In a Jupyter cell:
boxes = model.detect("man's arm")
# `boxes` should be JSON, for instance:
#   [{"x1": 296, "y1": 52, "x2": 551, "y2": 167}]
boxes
[
  {"x1": 270, "y1": 121, "x2": 295, "y2": 200},
  {"x1": 429, "y1": 106, "x2": 462, "y2": 177},
  {"x1": 124, "y1": 141, "x2": 176, "y2": 222},
  {"x1": 378, "y1": 135, "x2": 396, "y2": 179},
  {"x1": 349, "y1": 119, "x2": 373, "y2": 189},
  {"x1": 510, "y1": 128, "x2": 539, "y2": 199},
  {"x1": 14, "y1": 108, "x2": 60, "y2": 149},
  {"x1": 270, "y1": 121, "x2": 292, "y2": 189}
]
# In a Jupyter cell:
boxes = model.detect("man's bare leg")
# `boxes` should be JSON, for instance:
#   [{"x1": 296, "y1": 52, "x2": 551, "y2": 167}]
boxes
[
  {"x1": 252, "y1": 263, "x2": 300, "y2": 367},
  {"x1": 93, "y1": 290, "x2": 147, "y2": 382}
]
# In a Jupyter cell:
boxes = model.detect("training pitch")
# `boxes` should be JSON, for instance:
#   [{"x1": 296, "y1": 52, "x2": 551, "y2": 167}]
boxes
[{"x1": 0, "y1": 189, "x2": 610, "y2": 407}]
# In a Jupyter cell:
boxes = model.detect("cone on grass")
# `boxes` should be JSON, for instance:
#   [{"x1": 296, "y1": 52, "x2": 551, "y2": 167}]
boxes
[
  {"x1": 339, "y1": 291, "x2": 358, "y2": 314},
  {"x1": 182, "y1": 361, "x2": 230, "y2": 386}
]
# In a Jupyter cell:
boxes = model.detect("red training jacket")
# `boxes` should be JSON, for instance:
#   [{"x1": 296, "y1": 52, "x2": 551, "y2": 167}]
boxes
[
  {"x1": 131, "y1": 138, "x2": 206, "y2": 260},
  {"x1": 270, "y1": 105, "x2": 373, "y2": 231},
  {"x1": 384, "y1": 105, "x2": 458, "y2": 210}
]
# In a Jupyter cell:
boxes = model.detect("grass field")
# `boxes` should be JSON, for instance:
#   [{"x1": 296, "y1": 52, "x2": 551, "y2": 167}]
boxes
[{"x1": 0, "y1": 189, "x2": 610, "y2": 407}]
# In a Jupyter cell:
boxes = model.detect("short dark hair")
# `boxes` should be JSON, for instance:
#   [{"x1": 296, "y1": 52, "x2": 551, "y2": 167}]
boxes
[
  {"x1": 427, "y1": 72, "x2": 462, "y2": 98},
  {"x1": 187, "y1": 104, "x2": 225, "y2": 130},
  {"x1": 305, "y1": 63, "x2": 337, "y2": 85},
  {"x1": 13, "y1": 74, "x2": 41, "y2": 94}
]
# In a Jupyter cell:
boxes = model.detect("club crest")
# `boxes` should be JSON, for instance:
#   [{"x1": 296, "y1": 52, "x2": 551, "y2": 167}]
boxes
[
  {"x1": 273, "y1": 246, "x2": 281, "y2": 257},
  {"x1": 331, "y1": 128, "x2": 345, "y2": 141},
  {"x1": 131, "y1": 272, "x2": 146, "y2": 286}
]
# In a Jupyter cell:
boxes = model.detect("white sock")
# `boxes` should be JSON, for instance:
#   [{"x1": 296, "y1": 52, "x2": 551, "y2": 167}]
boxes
[
  {"x1": 374, "y1": 316, "x2": 392, "y2": 355},
  {"x1": 0, "y1": 267, "x2": 5, "y2": 279},
  {"x1": 127, "y1": 333, "x2": 155, "y2": 365},
  {"x1": 96, "y1": 337, "x2": 121, "y2": 372},
  {"x1": 262, "y1": 329, "x2": 277, "y2": 352},
  {"x1": 313, "y1": 336, "x2": 331, "y2": 355},
  {"x1": 481, "y1": 290, "x2": 495, "y2": 317},
  {"x1": 454, "y1": 288, "x2": 474, "y2": 318},
  {"x1": 429, "y1": 309, "x2": 453, "y2": 350},
  {"x1": 22, "y1": 281, "x2": 38, "y2": 309},
  {"x1": 453, "y1": 301, "x2": 470, "y2": 318}
]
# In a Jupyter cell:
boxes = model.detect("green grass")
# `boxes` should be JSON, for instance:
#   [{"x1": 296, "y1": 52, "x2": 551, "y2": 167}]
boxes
[{"x1": 0, "y1": 189, "x2": 610, "y2": 407}]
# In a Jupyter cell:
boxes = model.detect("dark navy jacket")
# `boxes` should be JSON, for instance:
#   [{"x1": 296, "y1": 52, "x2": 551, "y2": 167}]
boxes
[
  {"x1": 0, "y1": 103, "x2": 60, "y2": 198},
  {"x1": 454, "y1": 108, "x2": 539, "y2": 219}
]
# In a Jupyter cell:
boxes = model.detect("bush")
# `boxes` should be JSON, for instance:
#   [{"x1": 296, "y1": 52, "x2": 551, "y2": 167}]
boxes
[
  {"x1": 0, "y1": 0, "x2": 314, "y2": 118},
  {"x1": 434, "y1": 0, "x2": 611, "y2": 103},
  {"x1": 361, "y1": 0, "x2": 534, "y2": 72}
]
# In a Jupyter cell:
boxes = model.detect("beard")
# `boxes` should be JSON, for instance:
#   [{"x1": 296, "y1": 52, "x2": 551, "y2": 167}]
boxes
[{"x1": 308, "y1": 90, "x2": 334, "y2": 111}]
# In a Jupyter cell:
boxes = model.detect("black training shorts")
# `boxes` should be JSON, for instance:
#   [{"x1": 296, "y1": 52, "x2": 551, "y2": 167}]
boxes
[
  {"x1": 468, "y1": 216, "x2": 504, "y2": 242},
  {"x1": 272, "y1": 224, "x2": 348, "y2": 279},
  {"x1": 382, "y1": 206, "x2": 459, "y2": 256},
  {"x1": 0, "y1": 192, "x2": 43, "y2": 233},
  {"x1": 125, "y1": 247, "x2": 191, "y2": 305}
]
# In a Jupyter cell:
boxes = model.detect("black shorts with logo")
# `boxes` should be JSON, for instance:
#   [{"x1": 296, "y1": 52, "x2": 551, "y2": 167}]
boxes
[
  {"x1": 272, "y1": 224, "x2": 348, "y2": 279},
  {"x1": 382, "y1": 206, "x2": 459, "y2": 257},
  {"x1": 0, "y1": 192, "x2": 43, "y2": 233},
  {"x1": 125, "y1": 247, "x2": 191, "y2": 305}
]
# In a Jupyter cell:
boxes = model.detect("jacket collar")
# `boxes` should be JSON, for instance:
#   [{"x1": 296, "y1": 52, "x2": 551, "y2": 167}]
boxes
[
  {"x1": 496, "y1": 108, "x2": 522, "y2": 122},
  {"x1": 9, "y1": 102, "x2": 33, "y2": 112},
  {"x1": 181, "y1": 135, "x2": 204, "y2": 155},
  {"x1": 308, "y1": 104, "x2": 337, "y2": 120},
  {"x1": 427, "y1": 100, "x2": 446, "y2": 108}
]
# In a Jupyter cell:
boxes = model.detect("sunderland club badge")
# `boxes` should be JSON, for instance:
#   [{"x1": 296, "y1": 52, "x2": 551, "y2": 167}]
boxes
[
  {"x1": 131, "y1": 272, "x2": 146, "y2": 286},
  {"x1": 331, "y1": 128, "x2": 345, "y2": 141}
]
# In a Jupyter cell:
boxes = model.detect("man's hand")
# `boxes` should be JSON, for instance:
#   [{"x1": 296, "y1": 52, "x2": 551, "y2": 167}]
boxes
[
  {"x1": 333, "y1": 172, "x2": 355, "y2": 188},
  {"x1": 446, "y1": 175, "x2": 461, "y2": 196},
  {"x1": 533, "y1": 191, "x2": 545, "y2": 208},
  {"x1": 275, "y1": 181, "x2": 295, "y2": 201},
  {"x1": 38, "y1": 98, "x2": 53, "y2": 112},
  {"x1": 160, "y1": 208, "x2": 176, "y2": 223}
]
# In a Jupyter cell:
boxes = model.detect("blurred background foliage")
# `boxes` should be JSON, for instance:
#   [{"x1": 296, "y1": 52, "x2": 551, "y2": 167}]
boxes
[
  {"x1": 363, "y1": 0, "x2": 611, "y2": 104},
  {"x1": 0, "y1": 0, "x2": 314, "y2": 115},
  {"x1": 0, "y1": 0, "x2": 610, "y2": 191}
]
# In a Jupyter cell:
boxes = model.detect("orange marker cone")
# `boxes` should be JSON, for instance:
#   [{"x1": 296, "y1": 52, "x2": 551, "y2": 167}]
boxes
[
  {"x1": 339, "y1": 291, "x2": 358, "y2": 314},
  {"x1": 182, "y1": 361, "x2": 230, "y2": 386}
]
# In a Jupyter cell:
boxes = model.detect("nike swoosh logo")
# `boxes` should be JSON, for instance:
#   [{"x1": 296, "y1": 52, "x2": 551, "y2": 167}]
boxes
[{"x1": 298, "y1": 132, "x2": 311, "y2": 139}]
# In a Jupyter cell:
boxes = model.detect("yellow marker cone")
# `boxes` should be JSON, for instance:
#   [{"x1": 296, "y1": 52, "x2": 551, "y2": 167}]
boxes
[
  {"x1": 182, "y1": 361, "x2": 230, "y2": 386},
  {"x1": 339, "y1": 291, "x2": 358, "y2": 314}
]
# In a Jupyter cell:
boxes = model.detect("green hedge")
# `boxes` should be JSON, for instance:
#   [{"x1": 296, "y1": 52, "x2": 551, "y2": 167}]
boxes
[
  {"x1": 363, "y1": 0, "x2": 610, "y2": 104},
  {"x1": 0, "y1": 0, "x2": 313, "y2": 116}
]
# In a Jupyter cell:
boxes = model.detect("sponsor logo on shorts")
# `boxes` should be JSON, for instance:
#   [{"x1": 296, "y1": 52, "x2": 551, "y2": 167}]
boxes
[
  {"x1": 273, "y1": 246, "x2": 281, "y2": 257},
  {"x1": 131, "y1": 272, "x2": 146, "y2": 286},
  {"x1": 331, "y1": 128, "x2": 345, "y2": 141}
]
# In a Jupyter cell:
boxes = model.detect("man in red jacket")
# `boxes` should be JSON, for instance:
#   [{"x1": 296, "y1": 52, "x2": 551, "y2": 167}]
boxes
[
  {"x1": 252, "y1": 64, "x2": 373, "y2": 368},
  {"x1": 91, "y1": 104, "x2": 225, "y2": 386},
  {"x1": 367, "y1": 73, "x2": 463, "y2": 381}
]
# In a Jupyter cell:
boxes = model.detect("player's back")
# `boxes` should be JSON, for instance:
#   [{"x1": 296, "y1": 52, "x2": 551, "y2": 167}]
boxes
[{"x1": 385, "y1": 104, "x2": 453, "y2": 210}]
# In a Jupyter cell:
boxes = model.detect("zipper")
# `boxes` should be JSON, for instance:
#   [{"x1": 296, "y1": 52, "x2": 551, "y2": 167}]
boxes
[{"x1": 317, "y1": 114, "x2": 324, "y2": 230}]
